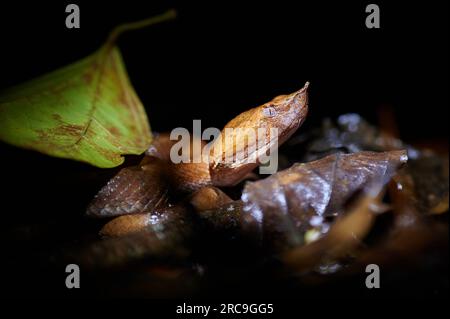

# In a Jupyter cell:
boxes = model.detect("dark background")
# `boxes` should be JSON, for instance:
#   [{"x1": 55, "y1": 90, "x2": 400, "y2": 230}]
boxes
[
  {"x1": 0, "y1": 0, "x2": 448, "y2": 299},
  {"x1": 0, "y1": 1, "x2": 448, "y2": 136}
]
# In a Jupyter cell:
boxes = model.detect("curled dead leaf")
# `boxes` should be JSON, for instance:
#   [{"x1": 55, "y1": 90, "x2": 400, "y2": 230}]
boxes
[
  {"x1": 282, "y1": 184, "x2": 386, "y2": 274},
  {"x1": 241, "y1": 150, "x2": 407, "y2": 250}
]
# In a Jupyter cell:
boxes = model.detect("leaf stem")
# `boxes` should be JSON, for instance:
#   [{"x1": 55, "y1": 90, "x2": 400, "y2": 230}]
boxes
[{"x1": 107, "y1": 9, "x2": 177, "y2": 45}]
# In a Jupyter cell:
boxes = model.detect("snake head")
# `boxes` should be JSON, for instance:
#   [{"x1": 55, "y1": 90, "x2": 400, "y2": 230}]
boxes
[{"x1": 209, "y1": 82, "x2": 309, "y2": 186}]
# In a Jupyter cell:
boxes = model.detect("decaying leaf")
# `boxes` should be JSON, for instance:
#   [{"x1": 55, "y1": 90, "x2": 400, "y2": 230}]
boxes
[
  {"x1": 241, "y1": 150, "x2": 408, "y2": 250},
  {"x1": 290, "y1": 113, "x2": 449, "y2": 215},
  {"x1": 328, "y1": 170, "x2": 448, "y2": 278},
  {"x1": 282, "y1": 183, "x2": 387, "y2": 274},
  {"x1": 195, "y1": 201, "x2": 245, "y2": 242},
  {"x1": 407, "y1": 153, "x2": 449, "y2": 215},
  {"x1": 0, "y1": 11, "x2": 176, "y2": 167},
  {"x1": 86, "y1": 157, "x2": 168, "y2": 218},
  {"x1": 289, "y1": 113, "x2": 409, "y2": 162}
]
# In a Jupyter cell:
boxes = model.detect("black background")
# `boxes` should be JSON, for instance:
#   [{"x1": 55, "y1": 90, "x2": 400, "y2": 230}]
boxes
[
  {"x1": 0, "y1": 0, "x2": 448, "y2": 299},
  {"x1": 0, "y1": 0, "x2": 448, "y2": 136}
]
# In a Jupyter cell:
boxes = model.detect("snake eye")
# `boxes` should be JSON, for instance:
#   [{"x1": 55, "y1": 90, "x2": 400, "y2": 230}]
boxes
[{"x1": 263, "y1": 106, "x2": 277, "y2": 117}]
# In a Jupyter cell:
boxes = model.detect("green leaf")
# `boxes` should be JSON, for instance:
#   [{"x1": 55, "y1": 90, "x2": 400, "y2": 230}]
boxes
[{"x1": 0, "y1": 10, "x2": 176, "y2": 168}]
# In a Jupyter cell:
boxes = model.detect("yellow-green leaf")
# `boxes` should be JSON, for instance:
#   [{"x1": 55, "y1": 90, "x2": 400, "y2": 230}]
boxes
[{"x1": 0, "y1": 10, "x2": 176, "y2": 168}]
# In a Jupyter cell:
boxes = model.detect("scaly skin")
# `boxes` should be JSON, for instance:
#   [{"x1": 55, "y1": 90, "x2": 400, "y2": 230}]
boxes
[{"x1": 209, "y1": 82, "x2": 309, "y2": 186}]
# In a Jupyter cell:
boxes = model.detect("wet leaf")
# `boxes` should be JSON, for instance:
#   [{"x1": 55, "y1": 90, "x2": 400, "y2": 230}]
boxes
[
  {"x1": 241, "y1": 150, "x2": 408, "y2": 250},
  {"x1": 288, "y1": 113, "x2": 449, "y2": 215},
  {"x1": 408, "y1": 153, "x2": 449, "y2": 214},
  {"x1": 292, "y1": 113, "x2": 409, "y2": 162},
  {"x1": 283, "y1": 184, "x2": 387, "y2": 274},
  {"x1": 197, "y1": 200, "x2": 244, "y2": 232},
  {"x1": 0, "y1": 11, "x2": 176, "y2": 167}
]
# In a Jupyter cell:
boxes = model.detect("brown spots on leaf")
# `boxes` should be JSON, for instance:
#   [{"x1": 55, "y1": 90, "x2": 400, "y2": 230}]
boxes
[
  {"x1": 83, "y1": 59, "x2": 100, "y2": 85},
  {"x1": 83, "y1": 71, "x2": 94, "y2": 85},
  {"x1": 33, "y1": 123, "x2": 85, "y2": 156},
  {"x1": 81, "y1": 126, "x2": 122, "y2": 163},
  {"x1": 117, "y1": 90, "x2": 129, "y2": 108},
  {"x1": 97, "y1": 146, "x2": 122, "y2": 164},
  {"x1": 54, "y1": 124, "x2": 85, "y2": 137},
  {"x1": 0, "y1": 45, "x2": 151, "y2": 168},
  {"x1": 35, "y1": 124, "x2": 84, "y2": 142},
  {"x1": 52, "y1": 114, "x2": 62, "y2": 122},
  {"x1": 105, "y1": 49, "x2": 151, "y2": 149},
  {"x1": 107, "y1": 126, "x2": 121, "y2": 137}
]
